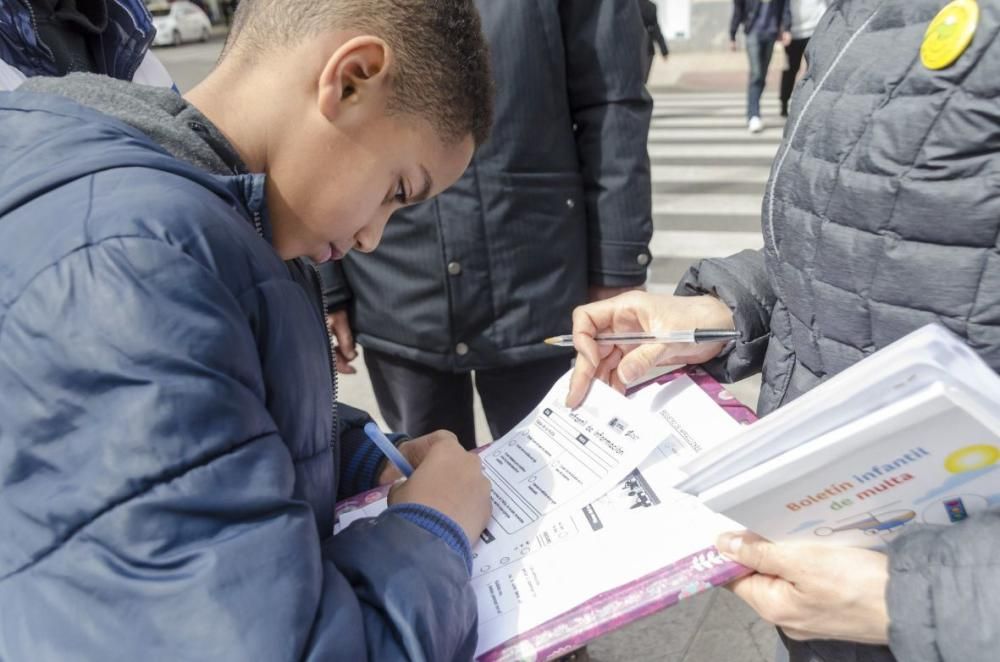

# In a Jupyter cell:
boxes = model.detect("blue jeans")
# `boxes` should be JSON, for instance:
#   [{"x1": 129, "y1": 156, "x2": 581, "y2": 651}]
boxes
[{"x1": 746, "y1": 32, "x2": 776, "y2": 119}]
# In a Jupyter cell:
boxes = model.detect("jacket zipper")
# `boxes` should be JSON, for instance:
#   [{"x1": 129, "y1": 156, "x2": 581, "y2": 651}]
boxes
[
  {"x1": 19, "y1": 0, "x2": 55, "y2": 63},
  {"x1": 249, "y1": 210, "x2": 339, "y2": 459},
  {"x1": 310, "y1": 263, "x2": 340, "y2": 457},
  {"x1": 251, "y1": 209, "x2": 265, "y2": 238}
]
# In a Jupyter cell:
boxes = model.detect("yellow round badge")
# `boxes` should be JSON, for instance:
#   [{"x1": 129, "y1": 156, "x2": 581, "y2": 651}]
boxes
[{"x1": 921, "y1": 0, "x2": 979, "y2": 70}]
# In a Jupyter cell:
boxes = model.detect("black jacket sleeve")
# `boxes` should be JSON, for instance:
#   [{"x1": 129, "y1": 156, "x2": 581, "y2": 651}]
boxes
[
  {"x1": 731, "y1": 0, "x2": 747, "y2": 40},
  {"x1": 560, "y1": 0, "x2": 654, "y2": 288},
  {"x1": 675, "y1": 249, "x2": 776, "y2": 383}
]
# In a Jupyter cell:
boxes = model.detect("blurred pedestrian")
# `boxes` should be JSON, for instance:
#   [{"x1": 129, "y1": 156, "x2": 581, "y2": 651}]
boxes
[
  {"x1": 780, "y1": 0, "x2": 828, "y2": 117},
  {"x1": 320, "y1": 0, "x2": 653, "y2": 450},
  {"x1": 187, "y1": 0, "x2": 214, "y2": 22},
  {"x1": 223, "y1": 0, "x2": 238, "y2": 26},
  {"x1": 730, "y1": 0, "x2": 792, "y2": 133},
  {"x1": 640, "y1": 0, "x2": 670, "y2": 81}
]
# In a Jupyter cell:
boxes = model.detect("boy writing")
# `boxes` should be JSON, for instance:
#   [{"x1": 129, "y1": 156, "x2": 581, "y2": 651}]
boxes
[{"x1": 0, "y1": 0, "x2": 494, "y2": 659}]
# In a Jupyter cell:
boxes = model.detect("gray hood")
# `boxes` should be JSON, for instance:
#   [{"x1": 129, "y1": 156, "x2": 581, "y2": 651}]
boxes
[{"x1": 21, "y1": 72, "x2": 244, "y2": 176}]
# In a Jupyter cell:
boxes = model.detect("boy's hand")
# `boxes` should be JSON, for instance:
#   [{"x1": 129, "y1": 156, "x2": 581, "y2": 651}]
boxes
[
  {"x1": 326, "y1": 310, "x2": 358, "y2": 374},
  {"x1": 718, "y1": 531, "x2": 890, "y2": 645},
  {"x1": 376, "y1": 430, "x2": 452, "y2": 485},
  {"x1": 388, "y1": 436, "x2": 492, "y2": 544},
  {"x1": 567, "y1": 292, "x2": 734, "y2": 407}
]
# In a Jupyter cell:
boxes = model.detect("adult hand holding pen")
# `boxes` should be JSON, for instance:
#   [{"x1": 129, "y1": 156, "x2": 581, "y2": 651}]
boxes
[
  {"x1": 566, "y1": 292, "x2": 735, "y2": 407},
  {"x1": 387, "y1": 432, "x2": 492, "y2": 544}
]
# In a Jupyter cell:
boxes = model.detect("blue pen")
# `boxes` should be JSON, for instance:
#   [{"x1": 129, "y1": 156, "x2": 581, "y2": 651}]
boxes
[{"x1": 363, "y1": 422, "x2": 414, "y2": 478}]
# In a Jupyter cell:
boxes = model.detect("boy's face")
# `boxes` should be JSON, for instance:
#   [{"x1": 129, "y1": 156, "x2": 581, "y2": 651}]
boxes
[{"x1": 266, "y1": 106, "x2": 474, "y2": 264}]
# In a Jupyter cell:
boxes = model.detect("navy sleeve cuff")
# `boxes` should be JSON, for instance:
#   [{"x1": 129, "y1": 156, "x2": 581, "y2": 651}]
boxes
[
  {"x1": 338, "y1": 429, "x2": 411, "y2": 499},
  {"x1": 385, "y1": 503, "x2": 474, "y2": 575},
  {"x1": 337, "y1": 402, "x2": 413, "y2": 499},
  {"x1": 339, "y1": 426, "x2": 385, "y2": 500}
]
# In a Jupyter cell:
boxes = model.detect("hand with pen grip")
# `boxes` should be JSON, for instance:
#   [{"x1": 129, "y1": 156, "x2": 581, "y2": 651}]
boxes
[
  {"x1": 384, "y1": 431, "x2": 492, "y2": 545},
  {"x1": 567, "y1": 292, "x2": 735, "y2": 407}
]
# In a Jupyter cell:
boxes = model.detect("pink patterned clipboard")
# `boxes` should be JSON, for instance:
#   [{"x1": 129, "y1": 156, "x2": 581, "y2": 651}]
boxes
[{"x1": 334, "y1": 367, "x2": 757, "y2": 661}]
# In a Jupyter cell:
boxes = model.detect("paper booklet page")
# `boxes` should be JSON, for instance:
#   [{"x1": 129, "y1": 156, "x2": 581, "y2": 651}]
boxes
[
  {"x1": 678, "y1": 324, "x2": 1000, "y2": 496},
  {"x1": 706, "y1": 382, "x2": 1000, "y2": 550},
  {"x1": 336, "y1": 371, "x2": 671, "y2": 550},
  {"x1": 471, "y1": 375, "x2": 742, "y2": 655}
]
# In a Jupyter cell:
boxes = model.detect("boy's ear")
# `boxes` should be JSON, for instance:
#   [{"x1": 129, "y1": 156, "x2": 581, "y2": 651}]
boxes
[{"x1": 317, "y1": 36, "x2": 392, "y2": 124}]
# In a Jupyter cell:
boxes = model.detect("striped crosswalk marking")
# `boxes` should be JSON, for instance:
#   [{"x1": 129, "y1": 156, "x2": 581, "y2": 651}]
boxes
[{"x1": 645, "y1": 91, "x2": 783, "y2": 295}]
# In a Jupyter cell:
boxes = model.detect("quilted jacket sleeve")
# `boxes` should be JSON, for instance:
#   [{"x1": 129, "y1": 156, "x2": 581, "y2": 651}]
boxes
[
  {"x1": 675, "y1": 249, "x2": 776, "y2": 383},
  {"x1": 885, "y1": 512, "x2": 1000, "y2": 661},
  {"x1": 0, "y1": 237, "x2": 477, "y2": 662}
]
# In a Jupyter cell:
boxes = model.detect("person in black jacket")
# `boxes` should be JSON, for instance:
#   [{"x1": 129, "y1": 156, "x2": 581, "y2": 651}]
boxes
[
  {"x1": 640, "y1": 0, "x2": 669, "y2": 81},
  {"x1": 730, "y1": 0, "x2": 792, "y2": 133},
  {"x1": 321, "y1": 0, "x2": 653, "y2": 450},
  {"x1": 779, "y1": 0, "x2": 828, "y2": 117}
]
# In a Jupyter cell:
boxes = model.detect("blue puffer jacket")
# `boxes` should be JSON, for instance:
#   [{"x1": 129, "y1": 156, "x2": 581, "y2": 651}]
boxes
[{"x1": 0, "y1": 91, "x2": 477, "y2": 661}]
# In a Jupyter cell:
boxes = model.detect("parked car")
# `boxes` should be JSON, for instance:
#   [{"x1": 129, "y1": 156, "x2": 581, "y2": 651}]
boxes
[{"x1": 150, "y1": 2, "x2": 212, "y2": 47}]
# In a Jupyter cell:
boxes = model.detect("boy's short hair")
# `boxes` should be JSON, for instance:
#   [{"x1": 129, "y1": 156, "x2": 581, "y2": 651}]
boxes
[{"x1": 225, "y1": 0, "x2": 493, "y2": 146}]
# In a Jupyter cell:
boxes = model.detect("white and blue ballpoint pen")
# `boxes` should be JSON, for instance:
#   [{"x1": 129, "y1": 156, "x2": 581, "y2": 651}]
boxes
[{"x1": 363, "y1": 421, "x2": 414, "y2": 478}]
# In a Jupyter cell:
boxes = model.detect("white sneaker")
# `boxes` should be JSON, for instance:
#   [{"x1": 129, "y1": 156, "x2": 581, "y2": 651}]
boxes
[{"x1": 748, "y1": 116, "x2": 765, "y2": 133}]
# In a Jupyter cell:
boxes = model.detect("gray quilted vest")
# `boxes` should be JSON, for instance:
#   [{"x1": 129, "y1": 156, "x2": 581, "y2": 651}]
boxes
[{"x1": 760, "y1": 0, "x2": 1000, "y2": 416}]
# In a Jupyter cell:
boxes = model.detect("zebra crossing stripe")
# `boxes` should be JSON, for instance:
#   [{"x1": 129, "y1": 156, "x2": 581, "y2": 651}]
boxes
[{"x1": 644, "y1": 91, "x2": 779, "y2": 292}]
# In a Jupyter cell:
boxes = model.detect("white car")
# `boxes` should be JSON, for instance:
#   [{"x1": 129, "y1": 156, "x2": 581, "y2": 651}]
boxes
[{"x1": 151, "y1": 2, "x2": 212, "y2": 47}]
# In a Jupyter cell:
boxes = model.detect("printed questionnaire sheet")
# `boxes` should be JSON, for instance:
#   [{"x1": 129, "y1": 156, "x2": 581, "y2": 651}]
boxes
[
  {"x1": 335, "y1": 374, "x2": 747, "y2": 656},
  {"x1": 335, "y1": 372, "x2": 669, "y2": 562},
  {"x1": 472, "y1": 375, "x2": 744, "y2": 655}
]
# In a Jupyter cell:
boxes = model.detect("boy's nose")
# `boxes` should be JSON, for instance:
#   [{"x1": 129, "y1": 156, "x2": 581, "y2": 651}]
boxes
[{"x1": 353, "y1": 216, "x2": 389, "y2": 253}]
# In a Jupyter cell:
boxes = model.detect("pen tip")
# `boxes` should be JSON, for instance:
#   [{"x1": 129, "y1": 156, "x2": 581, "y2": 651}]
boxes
[{"x1": 543, "y1": 337, "x2": 557, "y2": 345}]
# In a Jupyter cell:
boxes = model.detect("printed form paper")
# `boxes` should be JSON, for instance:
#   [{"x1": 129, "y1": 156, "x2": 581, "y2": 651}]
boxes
[
  {"x1": 473, "y1": 375, "x2": 743, "y2": 655},
  {"x1": 334, "y1": 374, "x2": 744, "y2": 657},
  {"x1": 335, "y1": 371, "x2": 669, "y2": 550},
  {"x1": 628, "y1": 374, "x2": 743, "y2": 464}
]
